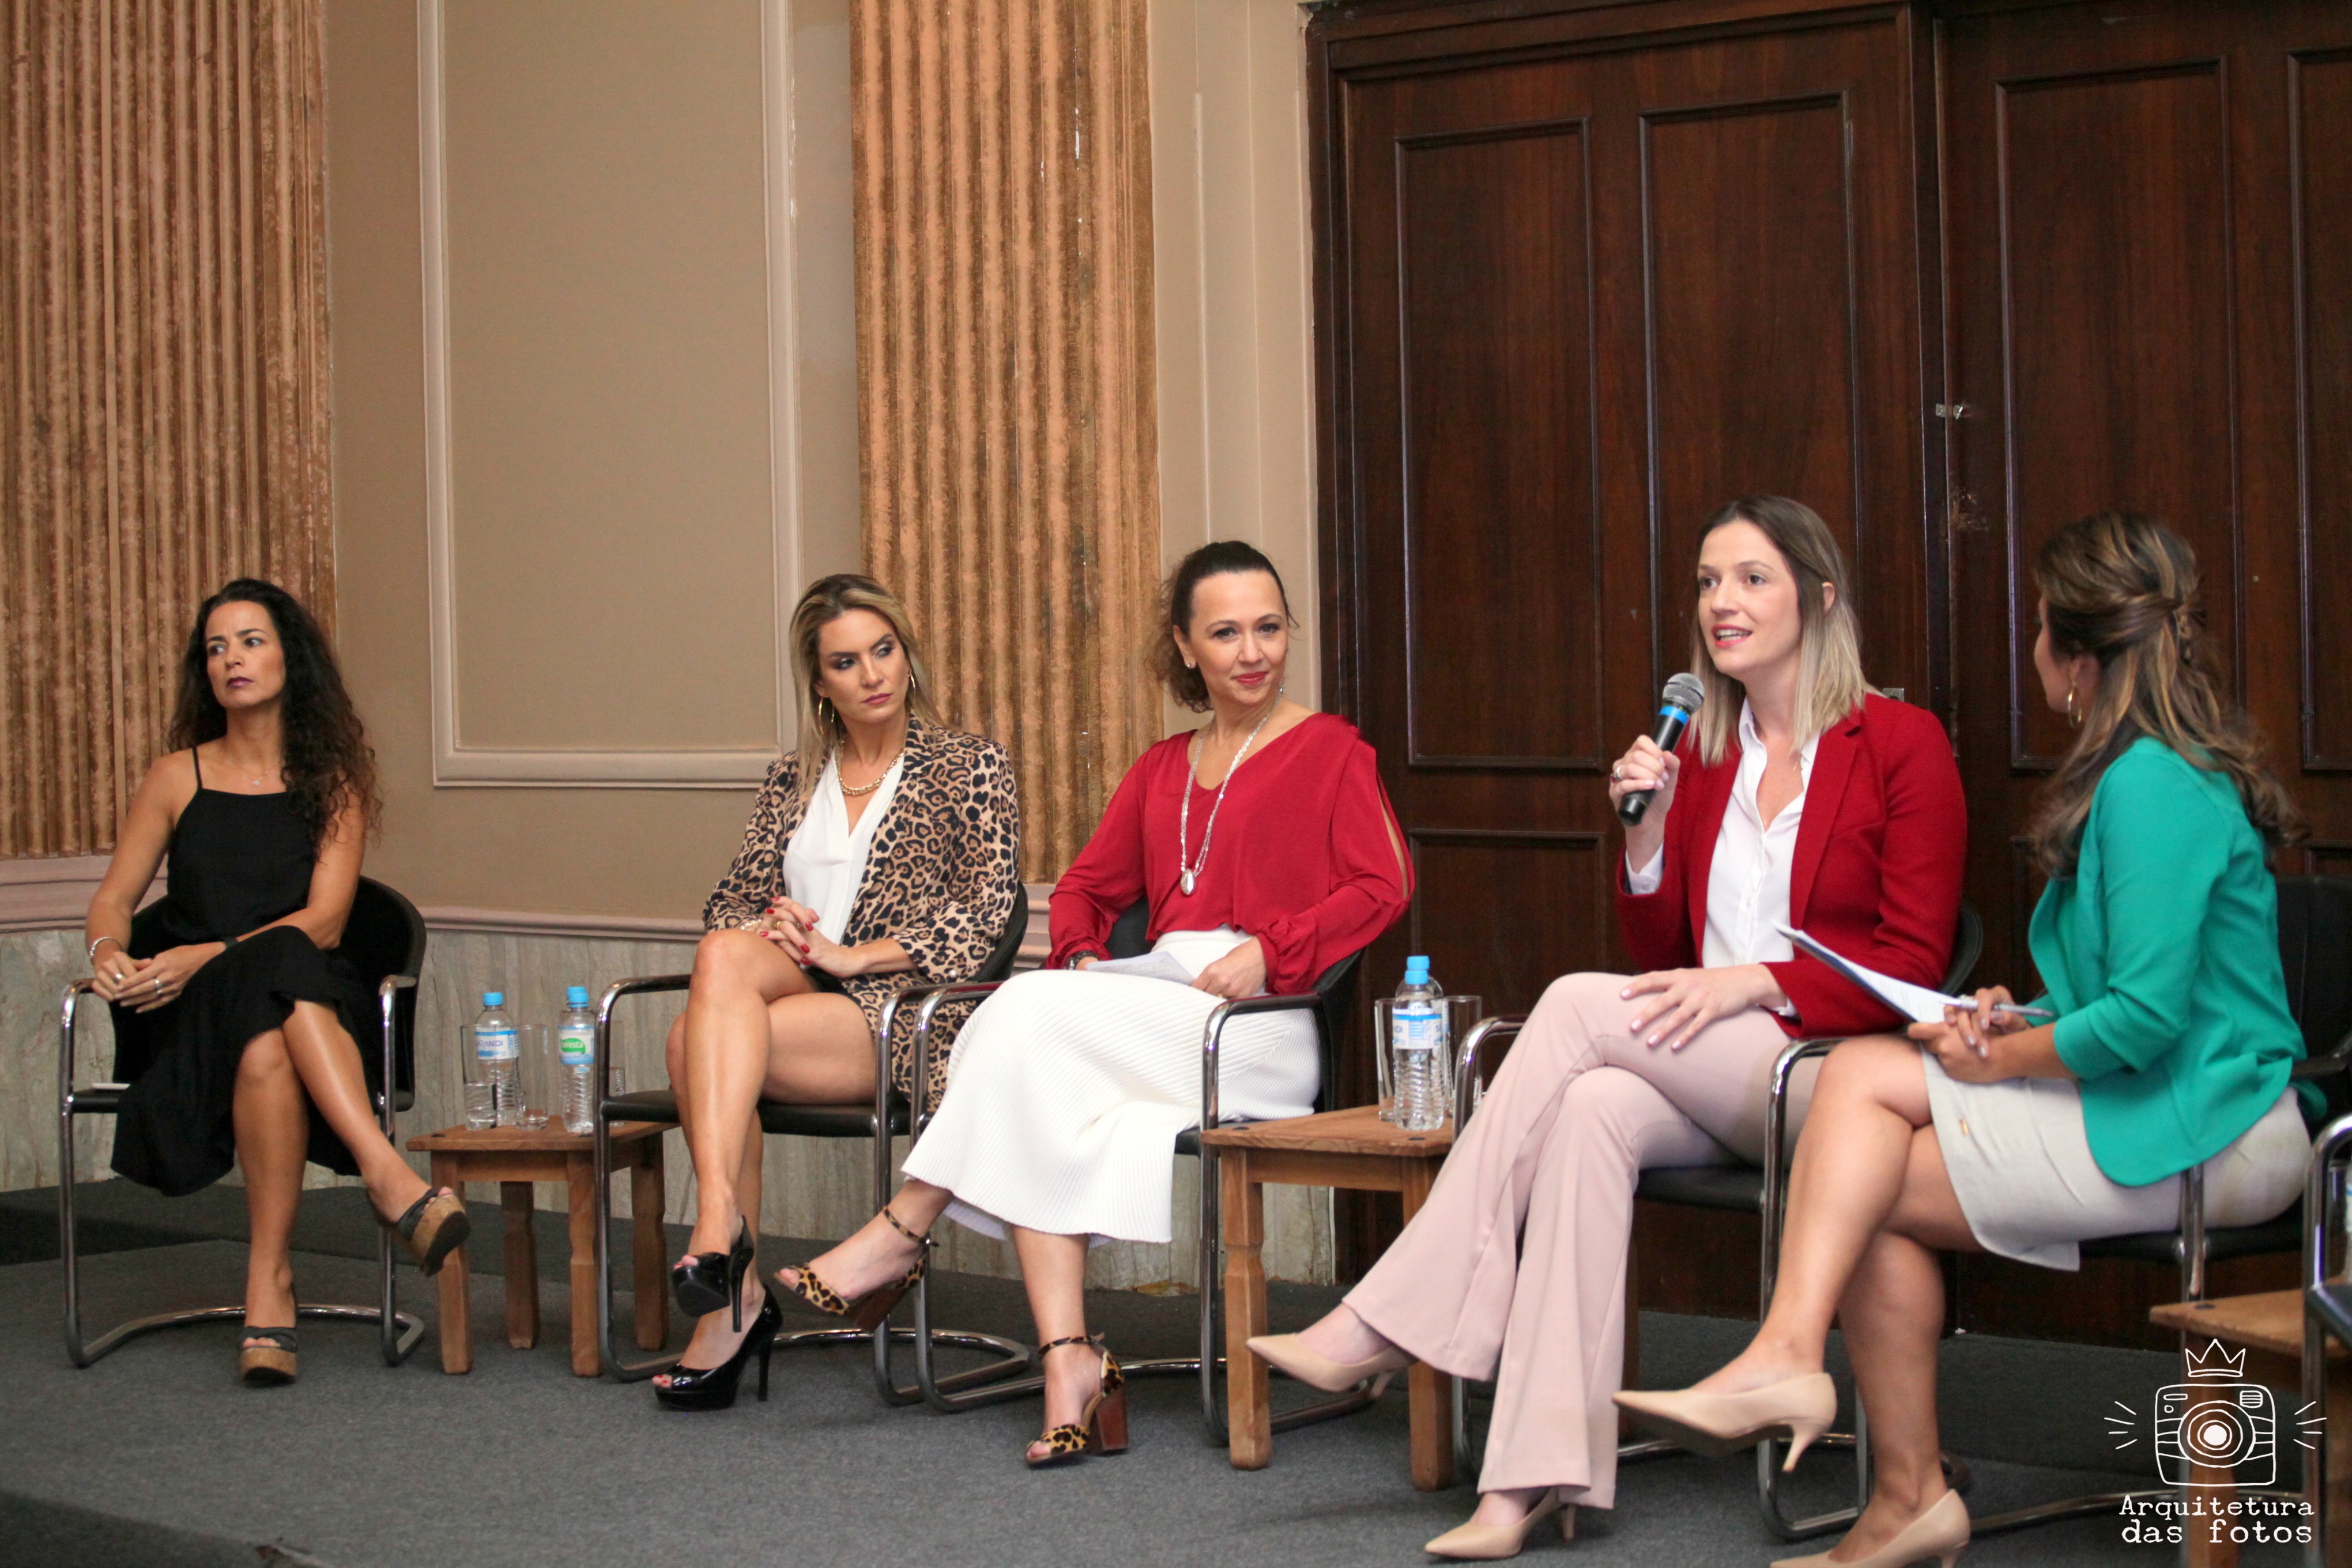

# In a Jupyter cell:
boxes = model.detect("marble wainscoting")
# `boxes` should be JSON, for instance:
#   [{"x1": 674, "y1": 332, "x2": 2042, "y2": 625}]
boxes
[{"x1": 0, "y1": 923, "x2": 1334, "y2": 1288}]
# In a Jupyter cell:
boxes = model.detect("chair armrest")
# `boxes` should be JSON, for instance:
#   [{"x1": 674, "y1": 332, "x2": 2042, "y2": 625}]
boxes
[
  {"x1": 900, "y1": 978, "x2": 1014, "y2": 1134},
  {"x1": 2293, "y1": 1051, "x2": 2349, "y2": 1082},
  {"x1": 56, "y1": 979, "x2": 99, "y2": 1111},
  {"x1": 2306, "y1": 1114, "x2": 2352, "y2": 1291},
  {"x1": 1198, "y1": 992, "x2": 1325, "y2": 1136},
  {"x1": 1454, "y1": 1015, "x2": 1528, "y2": 1128},
  {"x1": 377, "y1": 973, "x2": 417, "y2": 1130},
  {"x1": 596, "y1": 975, "x2": 692, "y2": 1112}
]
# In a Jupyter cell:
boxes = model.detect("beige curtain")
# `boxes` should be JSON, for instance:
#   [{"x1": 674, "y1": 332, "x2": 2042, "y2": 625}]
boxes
[
  {"x1": 853, "y1": 0, "x2": 1163, "y2": 881},
  {"x1": 1, "y1": 0, "x2": 334, "y2": 861}
]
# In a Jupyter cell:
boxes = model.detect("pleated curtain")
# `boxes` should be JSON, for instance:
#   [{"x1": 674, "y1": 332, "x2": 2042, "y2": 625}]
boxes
[
  {"x1": 853, "y1": 0, "x2": 1163, "y2": 881},
  {"x1": 1, "y1": 0, "x2": 334, "y2": 861}
]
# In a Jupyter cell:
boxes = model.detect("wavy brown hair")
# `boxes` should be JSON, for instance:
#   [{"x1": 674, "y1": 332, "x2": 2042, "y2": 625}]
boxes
[
  {"x1": 168, "y1": 579, "x2": 380, "y2": 847},
  {"x1": 2026, "y1": 512, "x2": 2302, "y2": 877},
  {"x1": 1148, "y1": 541, "x2": 1294, "y2": 713}
]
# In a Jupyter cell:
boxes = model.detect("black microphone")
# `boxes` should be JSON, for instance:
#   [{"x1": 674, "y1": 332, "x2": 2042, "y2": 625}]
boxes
[{"x1": 1618, "y1": 672, "x2": 1709, "y2": 826}]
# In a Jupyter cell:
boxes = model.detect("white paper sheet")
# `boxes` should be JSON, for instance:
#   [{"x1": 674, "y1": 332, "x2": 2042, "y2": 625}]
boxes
[
  {"x1": 1083, "y1": 951, "x2": 1196, "y2": 986},
  {"x1": 1771, "y1": 922, "x2": 2048, "y2": 1024}
]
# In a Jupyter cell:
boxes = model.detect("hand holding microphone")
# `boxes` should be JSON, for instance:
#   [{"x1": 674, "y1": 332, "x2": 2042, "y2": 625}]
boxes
[{"x1": 1612, "y1": 673, "x2": 1708, "y2": 827}]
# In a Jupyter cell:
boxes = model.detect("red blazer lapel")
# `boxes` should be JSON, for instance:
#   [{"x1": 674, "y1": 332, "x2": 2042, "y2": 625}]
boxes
[
  {"x1": 1683, "y1": 737, "x2": 1739, "y2": 949},
  {"x1": 1788, "y1": 713, "x2": 1863, "y2": 927}
]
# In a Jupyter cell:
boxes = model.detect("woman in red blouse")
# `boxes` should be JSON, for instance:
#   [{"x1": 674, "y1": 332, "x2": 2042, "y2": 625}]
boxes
[{"x1": 779, "y1": 541, "x2": 1411, "y2": 1467}]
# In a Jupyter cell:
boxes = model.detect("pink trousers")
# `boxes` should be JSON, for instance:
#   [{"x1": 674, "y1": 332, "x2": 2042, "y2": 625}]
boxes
[{"x1": 1344, "y1": 971, "x2": 1813, "y2": 1501}]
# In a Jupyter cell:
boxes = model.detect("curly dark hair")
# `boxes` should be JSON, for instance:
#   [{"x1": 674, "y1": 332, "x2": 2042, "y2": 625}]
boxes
[
  {"x1": 167, "y1": 579, "x2": 380, "y2": 848},
  {"x1": 1148, "y1": 541, "x2": 1294, "y2": 711}
]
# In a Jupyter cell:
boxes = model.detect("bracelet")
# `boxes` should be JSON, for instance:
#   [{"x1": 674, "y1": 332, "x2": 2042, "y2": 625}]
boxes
[
  {"x1": 220, "y1": 933, "x2": 239, "y2": 949},
  {"x1": 88, "y1": 934, "x2": 122, "y2": 963}
]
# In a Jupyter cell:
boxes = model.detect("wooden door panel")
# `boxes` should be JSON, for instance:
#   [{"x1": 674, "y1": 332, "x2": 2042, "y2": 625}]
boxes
[
  {"x1": 1406, "y1": 832, "x2": 1608, "y2": 1017},
  {"x1": 1397, "y1": 123, "x2": 1602, "y2": 771},
  {"x1": 2296, "y1": 50, "x2": 2352, "y2": 771},
  {"x1": 1643, "y1": 94, "x2": 1862, "y2": 678},
  {"x1": 1995, "y1": 62, "x2": 2238, "y2": 767}
]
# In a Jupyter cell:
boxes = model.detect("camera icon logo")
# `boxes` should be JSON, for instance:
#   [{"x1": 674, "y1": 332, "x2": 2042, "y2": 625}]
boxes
[{"x1": 2154, "y1": 1343, "x2": 2274, "y2": 1487}]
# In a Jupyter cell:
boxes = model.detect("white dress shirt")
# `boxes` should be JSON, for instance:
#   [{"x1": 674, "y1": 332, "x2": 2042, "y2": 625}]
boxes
[
  {"x1": 782, "y1": 752, "x2": 907, "y2": 943},
  {"x1": 1626, "y1": 701, "x2": 1819, "y2": 971}
]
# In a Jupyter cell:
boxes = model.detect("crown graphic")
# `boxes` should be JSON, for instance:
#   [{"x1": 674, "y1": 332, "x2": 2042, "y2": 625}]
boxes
[{"x1": 2185, "y1": 1341, "x2": 2248, "y2": 1380}]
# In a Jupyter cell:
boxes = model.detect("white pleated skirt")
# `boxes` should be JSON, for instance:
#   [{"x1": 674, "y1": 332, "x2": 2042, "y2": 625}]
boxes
[
  {"x1": 1925, "y1": 1062, "x2": 2306, "y2": 1271},
  {"x1": 901, "y1": 928, "x2": 1319, "y2": 1245}
]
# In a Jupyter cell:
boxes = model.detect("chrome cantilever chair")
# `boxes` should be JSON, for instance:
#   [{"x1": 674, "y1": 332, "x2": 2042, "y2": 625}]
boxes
[
  {"x1": 587, "y1": 891, "x2": 1032, "y2": 1401},
  {"x1": 1448, "y1": 902, "x2": 1982, "y2": 1541},
  {"x1": 58, "y1": 876, "x2": 428, "y2": 1367},
  {"x1": 2301, "y1": 1113, "x2": 2352, "y2": 1568},
  {"x1": 889, "y1": 899, "x2": 1369, "y2": 1434}
]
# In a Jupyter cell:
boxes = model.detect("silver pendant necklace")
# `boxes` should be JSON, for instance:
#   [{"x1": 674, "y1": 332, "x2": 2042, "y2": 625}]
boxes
[{"x1": 1177, "y1": 701, "x2": 1277, "y2": 897}]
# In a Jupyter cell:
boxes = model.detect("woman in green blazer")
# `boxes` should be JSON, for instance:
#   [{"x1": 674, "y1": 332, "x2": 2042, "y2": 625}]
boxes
[{"x1": 1611, "y1": 512, "x2": 2308, "y2": 1568}]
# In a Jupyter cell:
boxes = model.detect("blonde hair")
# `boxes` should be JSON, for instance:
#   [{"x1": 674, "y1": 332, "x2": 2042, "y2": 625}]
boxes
[
  {"x1": 2027, "y1": 512, "x2": 2301, "y2": 878},
  {"x1": 788, "y1": 575, "x2": 940, "y2": 798},
  {"x1": 1686, "y1": 496, "x2": 1871, "y2": 765}
]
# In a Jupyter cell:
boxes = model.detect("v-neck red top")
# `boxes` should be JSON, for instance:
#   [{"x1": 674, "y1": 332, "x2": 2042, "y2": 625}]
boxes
[{"x1": 1047, "y1": 712, "x2": 1414, "y2": 994}]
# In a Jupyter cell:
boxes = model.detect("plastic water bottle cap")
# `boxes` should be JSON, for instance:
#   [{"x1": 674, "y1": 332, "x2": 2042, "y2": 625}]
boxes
[
  {"x1": 567, "y1": 985, "x2": 590, "y2": 1007},
  {"x1": 483, "y1": 992, "x2": 504, "y2": 1007},
  {"x1": 1405, "y1": 957, "x2": 1430, "y2": 978}
]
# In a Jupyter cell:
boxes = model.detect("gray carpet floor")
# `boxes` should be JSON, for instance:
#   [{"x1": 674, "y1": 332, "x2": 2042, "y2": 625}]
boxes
[{"x1": 0, "y1": 1182, "x2": 2308, "y2": 1567}]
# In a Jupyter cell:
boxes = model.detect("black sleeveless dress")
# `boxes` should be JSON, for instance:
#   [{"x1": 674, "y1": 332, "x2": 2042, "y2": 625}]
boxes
[{"x1": 110, "y1": 753, "x2": 374, "y2": 1197}]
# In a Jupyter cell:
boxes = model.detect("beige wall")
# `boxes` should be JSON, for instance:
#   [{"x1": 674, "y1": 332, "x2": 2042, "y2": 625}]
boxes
[
  {"x1": 1148, "y1": 0, "x2": 1320, "y2": 729},
  {"x1": 328, "y1": 0, "x2": 858, "y2": 918}
]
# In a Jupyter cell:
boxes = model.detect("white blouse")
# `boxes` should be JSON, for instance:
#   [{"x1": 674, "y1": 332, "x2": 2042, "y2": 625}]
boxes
[
  {"x1": 781, "y1": 753, "x2": 907, "y2": 943},
  {"x1": 1626, "y1": 701, "x2": 1820, "y2": 971}
]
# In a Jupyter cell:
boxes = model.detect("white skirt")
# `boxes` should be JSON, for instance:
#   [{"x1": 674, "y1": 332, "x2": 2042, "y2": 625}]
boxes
[
  {"x1": 1924, "y1": 1060, "x2": 2306, "y2": 1271},
  {"x1": 900, "y1": 928, "x2": 1319, "y2": 1245}
]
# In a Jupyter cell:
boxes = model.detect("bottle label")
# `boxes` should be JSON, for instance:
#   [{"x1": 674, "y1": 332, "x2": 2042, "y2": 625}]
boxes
[
  {"x1": 475, "y1": 1025, "x2": 518, "y2": 1062},
  {"x1": 1394, "y1": 1003, "x2": 1443, "y2": 1054},
  {"x1": 559, "y1": 1024, "x2": 593, "y2": 1066}
]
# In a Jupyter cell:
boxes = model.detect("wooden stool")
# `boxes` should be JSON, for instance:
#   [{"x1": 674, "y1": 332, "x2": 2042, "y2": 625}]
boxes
[
  {"x1": 405, "y1": 1122, "x2": 669, "y2": 1375},
  {"x1": 1201, "y1": 1105, "x2": 1455, "y2": 1490},
  {"x1": 2150, "y1": 1290, "x2": 2351, "y2": 1567}
]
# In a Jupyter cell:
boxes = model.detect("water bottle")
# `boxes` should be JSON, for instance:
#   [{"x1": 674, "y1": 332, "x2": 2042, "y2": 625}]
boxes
[
  {"x1": 474, "y1": 992, "x2": 521, "y2": 1128},
  {"x1": 559, "y1": 985, "x2": 596, "y2": 1136},
  {"x1": 1392, "y1": 956, "x2": 1448, "y2": 1132}
]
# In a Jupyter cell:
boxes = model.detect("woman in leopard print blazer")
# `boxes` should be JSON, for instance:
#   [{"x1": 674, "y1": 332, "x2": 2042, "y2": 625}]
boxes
[{"x1": 652, "y1": 575, "x2": 1020, "y2": 1409}]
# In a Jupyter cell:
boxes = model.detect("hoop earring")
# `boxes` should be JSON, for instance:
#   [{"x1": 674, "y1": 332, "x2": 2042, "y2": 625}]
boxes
[{"x1": 2065, "y1": 685, "x2": 2081, "y2": 729}]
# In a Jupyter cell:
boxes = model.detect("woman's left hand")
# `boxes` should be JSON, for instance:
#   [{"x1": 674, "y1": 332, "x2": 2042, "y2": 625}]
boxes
[
  {"x1": 1909, "y1": 988, "x2": 2033, "y2": 1084},
  {"x1": 127, "y1": 943, "x2": 221, "y2": 1013},
  {"x1": 1620, "y1": 964, "x2": 1782, "y2": 1050},
  {"x1": 1192, "y1": 938, "x2": 1266, "y2": 1000},
  {"x1": 790, "y1": 923, "x2": 866, "y2": 979}
]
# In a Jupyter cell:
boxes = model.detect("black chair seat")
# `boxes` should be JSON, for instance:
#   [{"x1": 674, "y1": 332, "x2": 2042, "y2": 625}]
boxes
[
  {"x1": 2081, "y1": 1215, "x2": 2302, "y2": 1267},
  {"x1": 1635, "y1": 1164, "x2": 1765, "y2": 1213},
  {"x1": 601, "y1": 1087, "x2": 909, "y2": 1140}
]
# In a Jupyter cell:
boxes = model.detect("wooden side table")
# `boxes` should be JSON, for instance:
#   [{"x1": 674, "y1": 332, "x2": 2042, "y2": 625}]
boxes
[
  {"x1": 2149, "y1": 1290, "x2": 2352, "y2": 1567},
  {"x1": 405, "y1": 1122, "x2": 669, "y2": 1375},
  {"x1": 1202, "y1": 1105, "x2": 1456, "y2": 1490}
]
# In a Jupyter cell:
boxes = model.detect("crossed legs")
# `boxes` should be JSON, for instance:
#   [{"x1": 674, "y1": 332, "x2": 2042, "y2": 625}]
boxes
[
  {"x1": 1689, "y1": 1036, "x2": 1977, "y2": 1562},
  {"x1": 232, "y1": 1000, "x2": 432, "y2": 1348},
  {"x1": 657, "y1": 929, "x2": 876, "y2": 1378}
]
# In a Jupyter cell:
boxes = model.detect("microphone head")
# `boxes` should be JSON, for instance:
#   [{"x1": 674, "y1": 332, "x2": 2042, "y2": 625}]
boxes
[{"x1": 1661, "y1": 672, "x2": 1709, "y2": 715}]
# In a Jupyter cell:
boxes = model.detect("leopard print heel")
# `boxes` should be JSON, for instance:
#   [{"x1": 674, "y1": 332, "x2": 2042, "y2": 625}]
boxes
[
  {"x1": 777, "y1": 1205, "x2": 929, "y2": 1332},
  {"x1": 1026, "y1": 1333, "x2": 1126, "y2": 1468}
]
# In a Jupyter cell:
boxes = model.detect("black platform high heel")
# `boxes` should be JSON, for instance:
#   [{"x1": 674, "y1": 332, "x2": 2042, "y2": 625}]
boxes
[
  {"x1": 671, "y1": 1215, "x2": 755, "y2": 1328},
  {"x1": 653, "y1": 1290, "x2": 781, "y2": 1413}
]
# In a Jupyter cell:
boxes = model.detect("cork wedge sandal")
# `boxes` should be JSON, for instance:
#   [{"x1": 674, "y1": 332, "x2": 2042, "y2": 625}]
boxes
[
  {"x1": 238, "y1": 1325, "x2": 298, "y2": 1386},
  {"x1": 380, "y1": 1186, "x2": 471, "y2": 1276}
]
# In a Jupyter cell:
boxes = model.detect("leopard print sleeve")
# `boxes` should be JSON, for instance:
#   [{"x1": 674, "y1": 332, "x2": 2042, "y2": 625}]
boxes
[
  {"x1": 702, "y1": 756, "x2": 800, "y2": 931},
  {"x1": 892, "y1": 735, "x2": 1022, "y2": 982}
]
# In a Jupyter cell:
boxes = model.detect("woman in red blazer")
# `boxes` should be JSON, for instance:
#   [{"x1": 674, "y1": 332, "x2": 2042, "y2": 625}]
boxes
[{"x1": 1251, "y1": 497, "x2": 1966, "y2": 1558}]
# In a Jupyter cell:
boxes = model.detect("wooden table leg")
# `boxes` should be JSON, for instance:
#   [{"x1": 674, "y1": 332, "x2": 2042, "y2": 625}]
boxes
[
  {"x1": 431, "y1": 1155, "x2": 472, "y2": 1374},
  {"x1": 1402, "y1": 1158, "x2": 1456, "y2": 1491},
  {"x1": 1223, "y1": 1149, "x2": 1271, "y2": 1471},
  {"x1": 632, "y1": 1137, "x2": 669, "y2": 1352},
  {"x1": 503, "y1": 1182, "x2": 540, "y2": 1350},
  {"x1": 2185, "y1": 1455, "x2": 2239, "y2": 1567},
  {"x1": 565, "y1": 1154, "x2": 598, "y2": 1375}
]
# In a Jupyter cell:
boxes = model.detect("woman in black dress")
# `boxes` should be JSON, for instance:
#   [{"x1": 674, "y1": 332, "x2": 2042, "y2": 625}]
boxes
[{"x1": 83, "y1": 580, "x2": 469, "y2": 1385}]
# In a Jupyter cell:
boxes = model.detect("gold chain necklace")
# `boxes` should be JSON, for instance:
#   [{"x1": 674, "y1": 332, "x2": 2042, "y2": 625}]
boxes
[{"x1": 839, "y1": 749, "x2": 902, "y2": 798}]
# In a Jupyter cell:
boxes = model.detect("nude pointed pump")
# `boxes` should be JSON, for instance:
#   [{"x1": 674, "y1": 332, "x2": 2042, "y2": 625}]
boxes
[
  {"x1": 1424, "y1": 1488, "x2": 1573, "y2": 1561},
  {"x1": 1611, "y1": 1370, "x2": 1837, "y2": 1469},
  {"x1": 1245, "y1": 1330, "x2": 1412, "y2": 1394},
  {"x1": 1771, "y1": 1489, "x2": 1968, "y2": 1568}
]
